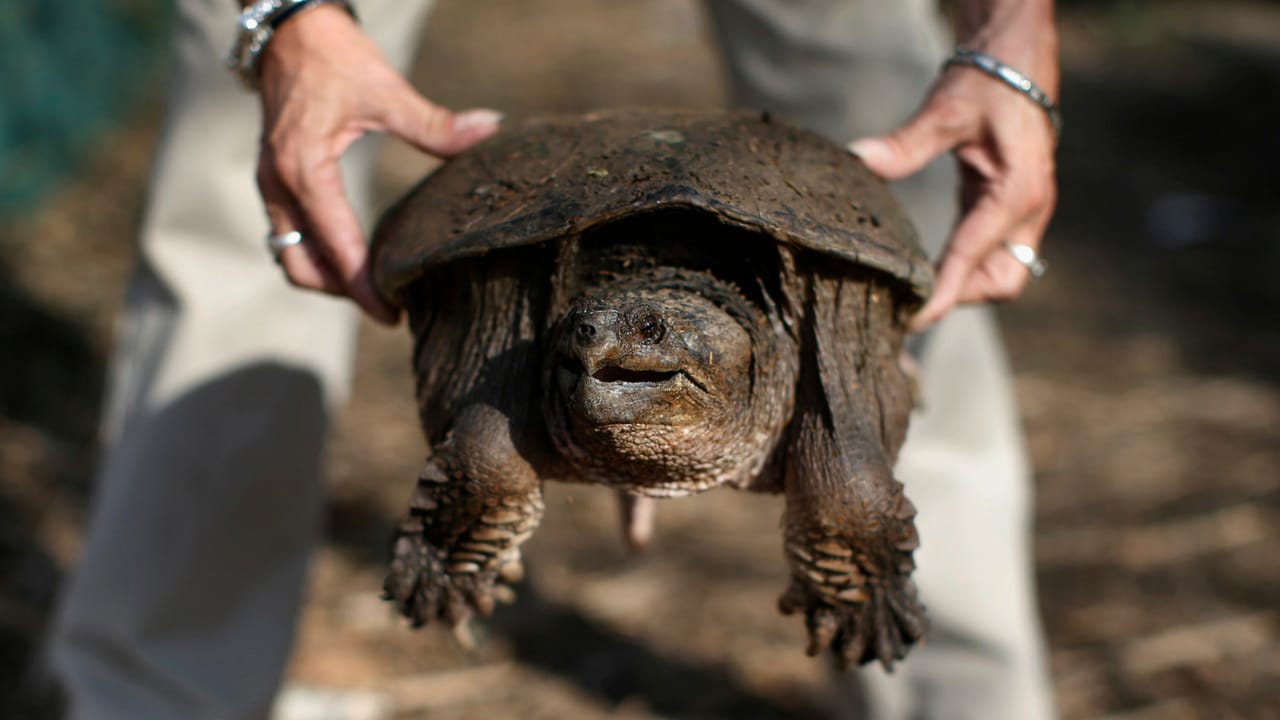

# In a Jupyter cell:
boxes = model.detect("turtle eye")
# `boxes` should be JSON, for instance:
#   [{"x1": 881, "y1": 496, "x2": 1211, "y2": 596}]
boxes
[{"x1": 635, "y1": 313, "x2": 666, "y2": 344}]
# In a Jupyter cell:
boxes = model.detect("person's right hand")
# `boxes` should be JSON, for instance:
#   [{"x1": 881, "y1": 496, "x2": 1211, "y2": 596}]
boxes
[{"x1": 256, "y1": 5, "x2": 502, "y2": 324}]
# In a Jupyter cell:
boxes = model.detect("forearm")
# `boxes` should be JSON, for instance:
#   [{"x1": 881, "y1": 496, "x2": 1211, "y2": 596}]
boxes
[{"x1": 955, "y1": 0, "x2": 1059, "y2": 93}]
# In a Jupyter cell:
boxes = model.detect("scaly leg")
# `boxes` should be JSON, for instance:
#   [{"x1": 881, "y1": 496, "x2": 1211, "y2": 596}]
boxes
[
  {"x1": 777, "y1": 272, "x2": 926, "y2": 670},
  {"x1": 778, "y1": 416, "x2": 927, "y2": 670},
  {"x1": 384, "y1": 404, "x2": 544, "y2": 625}
]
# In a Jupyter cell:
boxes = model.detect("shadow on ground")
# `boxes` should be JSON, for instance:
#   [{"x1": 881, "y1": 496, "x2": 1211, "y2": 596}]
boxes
[{"x1": 0, "y1": 257, "x2": 103, "y2": 717}]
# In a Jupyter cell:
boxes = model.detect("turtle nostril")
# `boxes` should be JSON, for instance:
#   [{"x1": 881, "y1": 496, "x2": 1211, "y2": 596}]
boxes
[{"x1": 576, "y1": 321, "x2": 598, "y2": 345}]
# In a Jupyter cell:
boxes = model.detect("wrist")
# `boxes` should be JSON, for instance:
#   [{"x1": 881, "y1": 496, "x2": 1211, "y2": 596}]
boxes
[
  {"x1": 955, "y1": 0, "x2": 1058, "y2": 94},
  {"x1": 226, "y1": 0, "x2": 357, "y2": 90},
  {"x1": 259, "y1": 3, "x2": 357, "y2": 75}
]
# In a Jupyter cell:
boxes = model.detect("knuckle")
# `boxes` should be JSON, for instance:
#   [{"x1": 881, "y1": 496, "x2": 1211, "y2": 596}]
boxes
[
  {"x1": 263, "y1": 135, "x2": 323, "y2": 197},
  {"x1": 331, "y1": 242, "x2": 367, "y2": 278},
  {"x1": 1019, "y1": 175, "x2": 1055, "y2": 214},
  {"x1": 286, "y1": 155, "x2": 334, "y2": 202},
  {"x1": 992, "y1": 269, "x2": 1028, "y2": 301},
  {"x1": 947, "y1": 229, "x2": 990, "y2": 265},
  {"x1": 925, "y1": 94, "x2": 971, "y2": 125},
  {"x1": 920, "y1": 94, "x2": 978, "y2": 139},
  {"x1": 254, "y1": 158, "x2": 279, "y2": 195},
  {"x1": 1039, "y1": 179, "x2": 1059, "y2": 214},
  {"x1": 417, "y1": 102, "x2": 455, "y2": 139},
  {"x1": 272, "y1": 151, "x2": 304, "y2": 193},
  {"x1": 263, "y1": 130, "x2": 291, "y2": 164}
]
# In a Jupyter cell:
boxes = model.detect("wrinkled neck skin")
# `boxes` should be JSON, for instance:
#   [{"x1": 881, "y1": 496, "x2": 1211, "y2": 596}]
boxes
[{"x1": 544, "y1": 260, "x2": 797, "y2": 497}]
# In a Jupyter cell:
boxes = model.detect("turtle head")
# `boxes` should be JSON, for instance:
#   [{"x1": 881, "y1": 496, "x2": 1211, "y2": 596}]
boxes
[
  {"x1": 544, "y1": 272, "x2": 789, "y2": 496},
  {"x1": 555, "y1": 289, "x2": 750, "y2": 427}
]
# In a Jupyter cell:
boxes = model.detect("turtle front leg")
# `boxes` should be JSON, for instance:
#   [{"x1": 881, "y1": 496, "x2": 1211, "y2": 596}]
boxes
[
  {"x1": 773, "y1": 376, "x2": 926, "y2": 666},
  {"x1": 384, "y1": 404, "x2": 544, "y2": 627},
  {"x1": 778, "y1": 275, "x2": 927, "y2": 670},
  {"x1": 777, "y1": 434, "x2": 926, "y2": 670},
  {"x1": 778, "y1": 410, "x2": 927, "y2": 670}
]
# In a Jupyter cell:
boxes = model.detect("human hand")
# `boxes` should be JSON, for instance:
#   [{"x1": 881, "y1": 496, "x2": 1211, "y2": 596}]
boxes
[
  {"x1": 848, "y1": 10, "x2": 1058, "y2": 332},
  {"x1": 255, "y1": 5, "x2": 502, "y2": 323}
]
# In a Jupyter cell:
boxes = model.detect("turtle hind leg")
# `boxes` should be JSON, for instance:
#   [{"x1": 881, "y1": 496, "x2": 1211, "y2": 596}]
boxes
[{"x1": 383, "y1": 404, "x2": 545, "y2": 628}]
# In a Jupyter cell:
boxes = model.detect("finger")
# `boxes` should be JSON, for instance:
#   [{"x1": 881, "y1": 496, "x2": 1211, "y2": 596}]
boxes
[
  {"x1": 954, "y1": 178, "x2": 1056, "y2": 305},
  {"x1": 956, "y1": 213, "x2": 1052, "y2": 305},
  {"x1": 847, "y1": 97, "x2": 975, "y2": 181},
  {"x1": 908, "y1": 197, "x2": 1013, "y2": 332},
  {"x1": 258, "y1": 155, "x2": 345, "y2": 293},
  {"x1": 383, "y1": 93, "x2": 503, "y2": 159},
  {"x1": 955, "y1": 241, "x2": 1031, "y2": 306},
  {"x1": 279, "y1": 236, "x2": 347, "y2": 295},
  {"x1": 275, "y1": 147, "x2": 399, "y2": 324}
]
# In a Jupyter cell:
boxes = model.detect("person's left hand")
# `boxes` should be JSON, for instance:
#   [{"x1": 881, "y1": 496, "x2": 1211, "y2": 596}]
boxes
[{"x1": 849, "y1": 34, "x2": 1058, "y2": 332}]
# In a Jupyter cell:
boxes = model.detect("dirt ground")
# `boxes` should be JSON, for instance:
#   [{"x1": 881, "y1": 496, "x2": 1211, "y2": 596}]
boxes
[{"x1": 2, "y1": 1, "x2": 1279, "y2": 718}]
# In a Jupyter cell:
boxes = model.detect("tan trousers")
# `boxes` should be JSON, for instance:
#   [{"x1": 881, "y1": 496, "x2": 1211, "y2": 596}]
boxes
[{"x1": 50, "y1": 1, "x2": 1054, "y2": 718}]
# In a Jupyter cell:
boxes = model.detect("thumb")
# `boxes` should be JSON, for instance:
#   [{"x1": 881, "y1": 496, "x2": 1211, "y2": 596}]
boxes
[
  {"x1": 388, "y1": 98, "x2": 504, "y2": 158},
  {"x1": 847, "y1": 103, "x2": 966, "y2": 181}
]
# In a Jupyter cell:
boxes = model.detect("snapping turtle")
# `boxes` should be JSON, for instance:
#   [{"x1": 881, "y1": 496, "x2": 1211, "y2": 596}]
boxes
[{"x1": 373, "y1": 110, "x2": 932, "y2": 668}]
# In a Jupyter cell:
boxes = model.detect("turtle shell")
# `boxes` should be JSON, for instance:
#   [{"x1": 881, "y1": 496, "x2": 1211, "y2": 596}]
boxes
[{"x1": 372, "y1": 109, "x2": 933, "y2": 302}]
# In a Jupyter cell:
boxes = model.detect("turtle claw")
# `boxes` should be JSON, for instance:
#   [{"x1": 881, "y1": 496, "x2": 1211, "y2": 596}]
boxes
[
  {"x1": 383, "y1": 531, "x2": 525, "y2": 629},
  {"x1": 781, "y1": 534, "x2": 927, "y2": 670},
  {"x1": 383, "y1": 450, "x2": 544, "y2": 633},
  {"x1": 778, "y1": 575, "x2": 926, "y2": 670},
  {"x1": 803, "y1": 603, "x2": 839, "y2": 657}
]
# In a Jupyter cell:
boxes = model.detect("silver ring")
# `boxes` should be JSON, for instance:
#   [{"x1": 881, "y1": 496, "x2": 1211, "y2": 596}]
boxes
[
  {"x1": 1004, "y1": 242, "x2": 1048, "y2": 280},
  {"x1": 266, "y1": 230, "x2": 304, "y2": 262}
]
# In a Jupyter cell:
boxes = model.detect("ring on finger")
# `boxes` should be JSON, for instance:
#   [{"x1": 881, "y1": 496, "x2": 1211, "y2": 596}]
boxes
[
  {"x1": 266, "y1": 230, "x2": 304, "y2": 263},
  {"x1": 1003, "y1": 242, "x2": 1048, "y2": 280}
]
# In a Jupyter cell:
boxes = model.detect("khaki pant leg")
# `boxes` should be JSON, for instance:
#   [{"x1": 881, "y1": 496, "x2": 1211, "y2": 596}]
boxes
[
  {"x1": 705, "y1": 2, "x2": 1055, "y2": 718},
  {"x1": 49, "y1": 1, "x2": 434, "y2": 718}
]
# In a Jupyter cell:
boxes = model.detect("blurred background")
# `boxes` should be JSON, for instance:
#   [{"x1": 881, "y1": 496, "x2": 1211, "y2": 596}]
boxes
[{"x1": 1, "y1": 0, "x2": 1278, "y2": 718}]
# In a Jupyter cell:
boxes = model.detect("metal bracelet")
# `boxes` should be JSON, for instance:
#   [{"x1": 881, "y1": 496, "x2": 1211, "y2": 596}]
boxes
[
  {"x1": 944, "y1": 48, "x2": 1062, "y2": 140},
  {"x1": 226, "y1": 0, "x2": 357, "y2": 90}
]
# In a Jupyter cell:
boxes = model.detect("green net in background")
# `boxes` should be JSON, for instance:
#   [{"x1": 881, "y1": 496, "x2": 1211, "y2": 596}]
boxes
[{"x1": 0, "y1": 0, "x2": 171, "y2": 215}]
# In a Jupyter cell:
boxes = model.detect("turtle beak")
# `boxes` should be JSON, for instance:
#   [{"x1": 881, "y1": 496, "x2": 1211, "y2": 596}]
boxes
[
  {"x1": 570, "y1": 309, "x2": 624, "y2": 376},
  {"x1": 564, "y1": 307, "x2": 681, "y2": 382}
]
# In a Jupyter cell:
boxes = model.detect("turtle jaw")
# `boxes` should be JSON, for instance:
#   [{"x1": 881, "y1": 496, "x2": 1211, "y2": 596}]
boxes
[{"x1": 558, "y1": 361, "x2": 711, "y2": 427}]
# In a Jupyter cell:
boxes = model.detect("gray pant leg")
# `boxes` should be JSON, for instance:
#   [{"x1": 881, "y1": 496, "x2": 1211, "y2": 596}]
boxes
[
  {"x1": 705, "y1": 1, "x2": 1055, "y2": 718},
  {"x1": 49, "y1": 1, "x2": 434, "y2": 718}
]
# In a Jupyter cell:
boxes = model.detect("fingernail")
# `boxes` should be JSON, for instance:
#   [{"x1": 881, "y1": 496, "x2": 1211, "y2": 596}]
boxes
[
  {"x1": 455, "y1": 109, "x2": 505, "y2": 131},
  {"x1": 847, "y1": 138, "x2": 887, "y2": 164}
]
